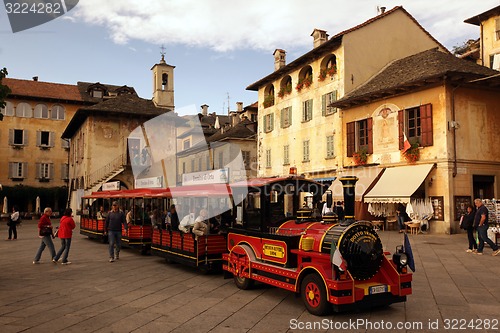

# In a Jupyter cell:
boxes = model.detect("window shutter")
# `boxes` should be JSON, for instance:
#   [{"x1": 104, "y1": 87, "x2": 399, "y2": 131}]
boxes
[
  {"x1": 263, "y1": 115, "x2": 267, "y2": 132},
  {"x1": 22, "y1": 162, "x2": 27, "y2": 178},
  {"x1": 49, "y1": 164, "x2": 54, "y2": 179},
  {"x1": 288, "y1": 107, "x2": 292, "y2": 127},
  {"x1": 8, "y1": 129, "x2": 13, "y2": 145},
  {"x1": 8, "y1": 162, "x2": 14, "y2": 178},
  {"x1": 346, "y1": 121, "x2": 355, "y2": 157},
  {"x1": 36, "y1": 131, "x2": 41, "y2": 146},
  {"x1": 36, "y1": 163, "x2": 41, "y2": 179},
  {"x1": 23, "y1": 130, "x2": 28, "y2": 145},
  {"x1": 367, "y1": 118, "x2": 373, "y2": 154},
  {"x1": 398, "y1": 110, "x2": 404, "y2": 150},
  {"x1": 280, "y1": 109, "x2": 284, "y2": 128},
  {"x1": 270, "y1": 113, "x2": 274, "y2": 130},
  {"x1": 322, "y1": 95, "x2": 326, "y2": 116},
  {"x1": 302, "y1": 101, "x2": 306, "y2": 122},
  {"x1": 308, "y1": 100, "x2": 313, "y2": 120},
  {"x1": 49, "y1": 132, "x2": 55, "y2": 147},
  {"x1": 420, "y1": 104, "x2": 433, "y2": 147},
  {"x1": 332, "y1": 91, "x2": 338, "y2": 113}
]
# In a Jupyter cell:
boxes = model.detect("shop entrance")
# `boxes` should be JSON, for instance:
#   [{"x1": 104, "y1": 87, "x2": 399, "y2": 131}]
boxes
[{"x1": 473, "y1": 175, "x2": 495, "y2": 199}]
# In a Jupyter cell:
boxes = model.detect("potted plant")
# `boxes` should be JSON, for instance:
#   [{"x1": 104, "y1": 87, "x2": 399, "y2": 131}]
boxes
[
  {"x1": 278, "y1": 83, "x2": 292, "y2": 98},
  {"x1": 402, "y1": 142, "x2": 420, "y2": 164},
  {"x1": 353, "y1": 148, "x2": 368, "y2": 165},
  {"x1": 296, "y1": 76, "x2": 312, "y2": 92},
  {"x1": 317, "y1": 64, "x2": 337, "y2": 81},
  {"x1": 263, "y1": 94, "x2": 275, "y2": 108}
]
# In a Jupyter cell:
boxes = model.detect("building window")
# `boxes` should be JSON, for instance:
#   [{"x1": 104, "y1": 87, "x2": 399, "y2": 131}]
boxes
[
  {"x1": 8, "y1": 162, "x2": 26, "y2": 179},
  {"x1": 280, "y1": 107, "x2": 292, "y2": 128},
  {"x1": 302, "y1": 99, "x2": 313, "y2": 122},
  {"x1": 358, "y1": 119, "x2": 369, "y2": 150},
  {"x1": 346, "y1": 118, "x2": 373, "y2": 157},
  {"x1": 322, "y1": 91, "x2": 337, "y2": 116},
  {"x1": 263, "y1": 113, "x2": 274, "y2": 133},
  {"x1": 398, "y1": 104, "x2": 433, "y2": 148},
  {"x1": 34, "y1": 104, "x2": 49, "y2": 119},
  {"x1": 283, "y1": 145, "x2": 289, "y2": 165},
  {"x1": 92, "y1": 89, "x2": 103, "y2": 98},
  {"x1": 263, "y1": 84, "x2": 275, "y2": 108},
  {"x1": 265, "y1": 149, "x2": 271, "y2": 168},
  {"x1": 16, "y1": 102, "x2": 32, "y2": 118},
  {"x1": 51, "y1": 104, "x2": 65, "y2": 120},
  {"x1": 37, "y1": 131, "x2": 54, "y2": 148},
  {"x1": 242, "y1": 151, "x2": 251, "y2": 170},
  {"x1": 9, "y1": 129, "x2": 27, "y2": 147},
  {"x1": 326, "y1": 135, "x2": 335, "y2": 158},
  {"x1": 61, "y1": 163, "x2": 69, "y2": 180},
  {"x1": 36, "y1": 163, "x2": 53, "y2": 180},
  {"x1": 1, "y1": 101, "x2": 14, "y2": 117},
  {"x1": 183, "y1": 139, "x2": 191, "y2": 150},
  {"x1": 303, "y1": 140, "x2": 310, "y2": 162}
]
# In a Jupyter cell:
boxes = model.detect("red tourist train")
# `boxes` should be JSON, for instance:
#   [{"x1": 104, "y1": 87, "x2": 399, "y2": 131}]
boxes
[{"x1": 80, "y1": 174, "x2": 412, "y2": 315}]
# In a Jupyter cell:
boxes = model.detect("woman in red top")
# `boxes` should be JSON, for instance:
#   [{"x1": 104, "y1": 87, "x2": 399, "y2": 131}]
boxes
[
  {"x1": 33, "y1": 207, "x2": 56, "y2": 264},
  {"x1": 53, "y1": 208, "x2": 76, "y2": 265}
]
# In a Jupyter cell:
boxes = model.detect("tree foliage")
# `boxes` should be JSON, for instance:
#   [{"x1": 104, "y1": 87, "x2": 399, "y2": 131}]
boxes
[{"x1": 0, "y1": 67, "x2": 11, "y2": 121}]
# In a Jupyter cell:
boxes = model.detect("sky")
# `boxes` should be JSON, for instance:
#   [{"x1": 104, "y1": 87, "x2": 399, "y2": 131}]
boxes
[{"x1": 1, "y1": 0, "x2": 499, "y2": 116}]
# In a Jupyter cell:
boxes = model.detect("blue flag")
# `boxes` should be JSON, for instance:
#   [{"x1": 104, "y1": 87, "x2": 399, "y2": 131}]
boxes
[{"x1": 404, "y1": 233, "x2": 415, "y2": 272}]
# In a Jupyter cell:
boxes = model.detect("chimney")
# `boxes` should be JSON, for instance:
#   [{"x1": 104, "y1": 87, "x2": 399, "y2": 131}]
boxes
[
  {"x1": 311, "y1": 29, "x2": 328, "y2": 48},
  {"x1": 378, "y1": 6, "x2": 386, "y2": 14},
  {"x1": 32, "y1": 76, "x2": 38, "y2": 81},
  {"x1": 201, "y1": 104, "x2": 209, "y2": 116},
  {"x1": 236, "y1": 102, "x2": 243, "y2": 112},
  {"x1": 230, "y1": 112, "x2": 240, "y2": 127},
  {"x1": 273, "y1": 49, "x2": 286, "y2": 71}
]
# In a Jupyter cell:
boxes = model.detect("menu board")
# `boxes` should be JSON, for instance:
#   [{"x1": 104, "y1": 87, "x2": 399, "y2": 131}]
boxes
[
  {"x1": 430, "y1": 196, "x2": 444, "y2": 221},
  {"x1": 454, "y1": 196, "x2": 471, "y2": 221}
]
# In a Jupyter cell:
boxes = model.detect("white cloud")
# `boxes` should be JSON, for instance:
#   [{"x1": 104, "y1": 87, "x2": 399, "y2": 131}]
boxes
[{"x1": 74, "y1": 0, "x2": 499, "y2": 52}]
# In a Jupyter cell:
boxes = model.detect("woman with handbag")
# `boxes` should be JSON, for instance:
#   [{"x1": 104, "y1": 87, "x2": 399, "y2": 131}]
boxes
[
  {"x1": 7, "y1": 205, "x2": 20, "y2": 240},
  {"x1": 33, "y1": 207, "x2": 56, "y2": 264}
]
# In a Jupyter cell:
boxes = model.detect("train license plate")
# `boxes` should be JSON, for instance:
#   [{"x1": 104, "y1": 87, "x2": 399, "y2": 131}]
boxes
[{"x1": 369, "y1": 285, "x2": 387, "y2": 294}]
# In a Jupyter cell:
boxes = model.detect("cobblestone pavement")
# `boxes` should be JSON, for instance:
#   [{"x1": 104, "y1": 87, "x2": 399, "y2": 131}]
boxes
[{"x1": 0, "y1": 221, "x2": 499, "y2": 332}]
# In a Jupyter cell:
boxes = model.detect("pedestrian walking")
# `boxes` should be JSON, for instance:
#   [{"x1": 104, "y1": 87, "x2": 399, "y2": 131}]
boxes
[
  {"x1": 33, "y1": 207, "x2": 56, "y2": 264},
  {"x1": 105, "y1": 201, "x2": 127, "y2": 262},
  {"x1": 53, "y1": 208, "x2": 76, "y2": 265},
  {"x1": 474, "y1": 198, "x2": 500, "y2": 256},
  {"x1": 7, "y1": 205, "x2": 20, "y2": 240},
  {"x1": 460, "y1": 204, "x2": 477, "y2": 253}
]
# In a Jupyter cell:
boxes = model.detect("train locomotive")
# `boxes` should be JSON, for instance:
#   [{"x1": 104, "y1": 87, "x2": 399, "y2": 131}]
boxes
[{"x1": 223, "y1": 175, "x2": 412, "y2": 315}]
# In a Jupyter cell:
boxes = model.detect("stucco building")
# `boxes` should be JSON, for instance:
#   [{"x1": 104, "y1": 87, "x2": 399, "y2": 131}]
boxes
[
  {"x1": 247, "y1": 6, "x2": 446, "y2": 180},
  {"x1": 465, "y1": 5, "x2": 500, "y2": 71}
]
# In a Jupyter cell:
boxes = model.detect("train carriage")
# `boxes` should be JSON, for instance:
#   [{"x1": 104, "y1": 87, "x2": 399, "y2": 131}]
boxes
[
  {"x1": 81, "y1": 188, "x2": 169, "y2": 253},
  {"x1": 151, "y1": 183, "x2": 233, "y2": 271}
]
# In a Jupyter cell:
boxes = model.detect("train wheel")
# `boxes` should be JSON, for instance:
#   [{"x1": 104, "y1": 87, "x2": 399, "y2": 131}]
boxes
[
  {"x1": 301, "y1": 274, "x2": 330, "y2": 316},
  {"x1": 234, "y1": 274, "x2": 254, "y2": 290}
]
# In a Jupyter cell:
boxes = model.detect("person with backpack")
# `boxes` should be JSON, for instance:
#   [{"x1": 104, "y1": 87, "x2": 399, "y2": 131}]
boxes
[{"x1": 7, "y1": 205, "x2": 20, "y2": 240}]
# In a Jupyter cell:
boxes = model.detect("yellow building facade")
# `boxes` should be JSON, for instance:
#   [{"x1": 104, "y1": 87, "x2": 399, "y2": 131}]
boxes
[
  {"x1": 248, "y1": 7, "x2": 446, "y2": 179},
  {"x1": 465, "y1": 5, "x2": 500, "y2": 70}
]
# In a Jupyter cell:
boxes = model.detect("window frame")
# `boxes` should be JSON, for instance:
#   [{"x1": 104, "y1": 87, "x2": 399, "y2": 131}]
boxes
[
  {"x1": 265, "y1": 149, "x2": 271, "y2": 168},
  {"x1": 283, "y1": 145, "x2": 290, "y2": 165},
  {"x1": 34, "y1": 104, "x2": 49, "y2": 119},
  {"x1": 16, "y1": 102, "x2": 32, "y2": 118},
  {"x1": 51, "y1": 104, "x2": 65, "y2": 120},
  {"x1": 302, "y1": 99, "x2": 313, "y2": 122},
  {"x1": 322, "y1": 91, "x2": 338, "y2": 116},
  {"x1": 9, "y1": 162, "x2": 27, "y2": 179},
  {"x1": 302, "y1": 140, "x2": 310, "y2": 162},
  {"x1": 326, "y1": 135, "x2": 335, "y2": 158},
  {"x1": 263, "y1": 113, "x2": 274, "y2": 133},
  {"x1": 280, "y1": 106, "x2": 292, "y2": 128}
]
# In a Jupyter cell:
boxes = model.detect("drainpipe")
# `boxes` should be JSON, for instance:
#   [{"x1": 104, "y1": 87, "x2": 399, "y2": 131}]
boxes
[{"x1": 450, "y1": 83, "x2": 459, "y2": 178}]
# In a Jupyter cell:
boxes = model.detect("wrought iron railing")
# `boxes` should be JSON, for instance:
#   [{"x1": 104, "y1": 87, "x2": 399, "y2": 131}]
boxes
[{"x1": 85, "y1": 153, "x2": 127, "y2": 189}]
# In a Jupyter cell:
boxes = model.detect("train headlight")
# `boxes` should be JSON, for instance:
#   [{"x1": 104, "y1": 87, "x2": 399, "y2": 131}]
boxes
[{"x1": 392, "y1": 245, "x2": 408, "y2": 273}]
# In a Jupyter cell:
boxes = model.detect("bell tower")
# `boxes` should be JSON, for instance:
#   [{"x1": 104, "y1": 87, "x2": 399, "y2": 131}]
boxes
[{"x1": 151, "y1": 48, "x2": 175, "y2": 109}]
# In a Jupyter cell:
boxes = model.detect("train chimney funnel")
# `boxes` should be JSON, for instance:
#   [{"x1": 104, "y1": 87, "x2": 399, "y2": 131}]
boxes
[{"x1": 339, "y1": 176, "x2": 358, "y2": 224}]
